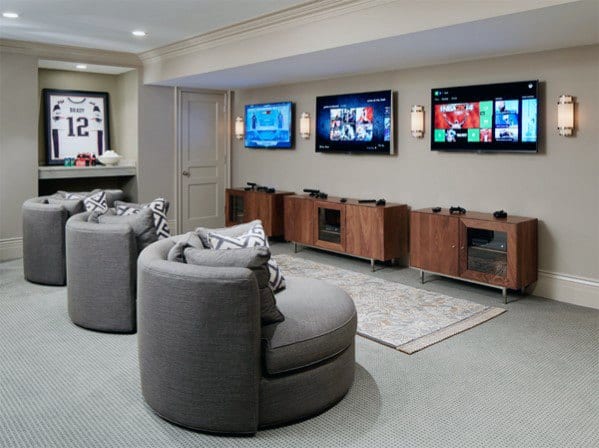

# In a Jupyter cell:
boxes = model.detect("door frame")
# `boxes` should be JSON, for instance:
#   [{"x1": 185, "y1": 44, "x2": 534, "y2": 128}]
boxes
[{"x1": 175, "y1": 88, "x2": 232, "y2": 234}]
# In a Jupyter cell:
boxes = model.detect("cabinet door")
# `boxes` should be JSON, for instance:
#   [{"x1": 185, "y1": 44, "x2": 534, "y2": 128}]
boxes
[
  {"x1": 284, "y1": 197, "x2": 313, "y2": 244},
  {"x1": 345, "y1": 205, "x2": 384, "y2": 260},
  {"x1": 410, "y1": 212, "x2": 459, "y2": 276},
  {"x1": 225, "y1": 190, "x2": 246, "y2": 226},
  {"x1": 458, "y1": 218, "x2": 514, "y2": 288},
  {"x1": 313, "y1": 201, "x2": 345, "y2": 252}
]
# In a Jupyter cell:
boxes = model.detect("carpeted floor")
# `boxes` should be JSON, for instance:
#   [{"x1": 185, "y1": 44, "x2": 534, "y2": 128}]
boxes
[{"x1": 1, "y1": 242, "x2": 598, "y2": 448}]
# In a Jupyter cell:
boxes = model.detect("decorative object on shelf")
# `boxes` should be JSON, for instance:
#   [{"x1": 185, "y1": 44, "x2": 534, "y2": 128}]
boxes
[
  {"x1": 410, "y1": 105, "x2": 425, "y2": 138},
  {"x1": 74, "y1": 153, "x2": 97, "y2": 167},
  {"x1": 449, "y1": 206, "x2": 466, "y2": 214},
  {"x1": 493, "y1": 209, "x2": 508, "y2": 219},
  {"x1": 98, "y1": 150, "x2": 122, "y2": 166},
  {"x1": 557, "y1": 94, "x2": 575, "y2": 136},
  {"x1": 43, "y1": 89, "x2": 110, "y2": 165},
  {"x1": 299, "y1": 112, "x2": 311, "y2": 139},
  {"x1": 234, "y1": 116, "x2": 244, "y2": 140}
]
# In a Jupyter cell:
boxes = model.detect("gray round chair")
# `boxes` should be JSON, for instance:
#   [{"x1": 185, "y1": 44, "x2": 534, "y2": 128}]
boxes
[
  {"x1": 22, "y1": 189, "x2": 125, "y2": 286},
  {"x1": 137, "y1": 237, "x2": 357, "y2": 434},
  {"x1": 65, "y1": 212, "x2": 137, "y2": 333}
]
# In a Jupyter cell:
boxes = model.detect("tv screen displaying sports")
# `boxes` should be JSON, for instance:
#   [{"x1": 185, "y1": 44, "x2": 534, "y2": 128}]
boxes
[
  {"x1": 315, "y1": 90, "x2": 393, "y2": 154},
  {"x1": 431, "y1": 80, "x2": 539, "y2": 152},
  {"x1": 244, "y1": 101, "x2": 293, "y2": 149}
]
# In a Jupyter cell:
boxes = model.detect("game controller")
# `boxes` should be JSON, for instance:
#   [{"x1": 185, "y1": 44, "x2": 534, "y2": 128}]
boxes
[
  {"x1": 493, "y1": 210, "x2": 508, "y2": 219},
  {"x1": 376, "y1": 199, "x2": 386, "y2": 206},
  {"x1": 449, "y1": 206, "x2": 466, "y2": 215},
  {"x1": 432, "y1": 207, "x2": 442, "y2": 213},
  {"x1": 340, "y1": 198, "x2": 347, "y2": 203}
]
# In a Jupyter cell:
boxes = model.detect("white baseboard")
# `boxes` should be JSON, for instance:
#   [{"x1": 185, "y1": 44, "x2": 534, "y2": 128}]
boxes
[
  {"x1": 534, "y1": 270, "x2": 599, "y2": 309},
  {"x1": 0, "y1": 237, "x2": 23, "y2": 262}
]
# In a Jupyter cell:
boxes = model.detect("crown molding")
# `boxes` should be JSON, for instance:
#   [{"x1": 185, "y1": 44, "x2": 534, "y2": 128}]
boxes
[
  {"x1": 0, "y1": 38, "x2": 141, "y2": 67},
  {"x1": 139, "y1": 0, "x2": 394, "y2": 63}
]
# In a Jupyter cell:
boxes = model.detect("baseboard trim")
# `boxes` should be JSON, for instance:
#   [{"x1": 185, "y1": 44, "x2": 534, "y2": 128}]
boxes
[
  {"x1": 534, "y1": 270, "x2": 599, "y2": 309},
  {"x1": 0, "y1": 237, "x2": 23, "y2": 262}
]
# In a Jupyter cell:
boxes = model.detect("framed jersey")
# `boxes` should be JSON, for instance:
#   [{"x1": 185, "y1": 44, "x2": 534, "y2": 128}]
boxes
[{"x1": 43, "y1": 89, "x2": 111, "y2": 165}]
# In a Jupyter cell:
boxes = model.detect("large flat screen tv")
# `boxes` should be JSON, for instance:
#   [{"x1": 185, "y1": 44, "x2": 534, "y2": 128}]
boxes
[
  {"x1": 245, "y1": 101, "x2": 293, "y2": 149},
  {"x1": 316, "y1": 90, "x2": 393, "y2": 154},
  {"x1": 431, "y1": 80, "x2": 539, "y2": 152}
]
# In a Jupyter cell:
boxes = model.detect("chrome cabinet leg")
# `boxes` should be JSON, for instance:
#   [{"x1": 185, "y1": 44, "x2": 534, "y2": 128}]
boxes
[
  {"x1": 420, "y1": 270, "x2": 425, "y2": 284},
  {"x1": 293, "y1": 242, "x2": 298, "y2": 253},
  {"x1": 502, "y1": 287, "x2": 507, "y2": 304},
  {"x1": 371, "y1": 259, "x2": 375, "y2": 272}
]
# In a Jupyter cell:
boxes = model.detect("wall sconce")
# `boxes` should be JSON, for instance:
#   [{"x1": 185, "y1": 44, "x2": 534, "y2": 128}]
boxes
[
  {"x1": 557, "y1": 95, "x2": 574, "y2": 136},
  {"x1": 410, "y1": 105, "x2": 425, "y2": 138},
  {"x1": 299, "y1": 112, "x2": 311, "y2": 139},
  {"x1": 234, "y1": 116, "x2": 244, "y2": 140}
]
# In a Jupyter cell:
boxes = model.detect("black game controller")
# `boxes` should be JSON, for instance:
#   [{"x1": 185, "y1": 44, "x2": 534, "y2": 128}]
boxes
[
  {"x1": 315, "y1": 192, "x2": 328, "y2": 199},
  {"x1": 340, "y1": 198, "x2": 347, "y2": 203},
  {"x1": 493, "y1": 210, "x2": 508, "y2": 219},
  {"x1": 376, "y1": 199, "x2": 386, "y2": 206},
  {"x1": 449, "y1": 206, "x2": 466, "y2": 215},
  {"x1": 432, "y1": 207, "x2": 442, "y2": 213}
]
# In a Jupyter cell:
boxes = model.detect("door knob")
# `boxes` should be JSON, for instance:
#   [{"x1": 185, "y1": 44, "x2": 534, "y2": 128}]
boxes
[{"x1": 182, "y1": 170, "x2": 190, "y2": 177}]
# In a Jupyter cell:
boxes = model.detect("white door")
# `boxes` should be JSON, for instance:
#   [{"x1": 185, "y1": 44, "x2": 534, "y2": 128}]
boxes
[{"x1": 178, "y1": 90, "x2": 228, "y2": 232}]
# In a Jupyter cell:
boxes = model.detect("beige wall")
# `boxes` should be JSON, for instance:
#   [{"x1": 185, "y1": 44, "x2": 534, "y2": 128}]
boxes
[
  {"x1": 0, "y1": 47, "x2": 176, "y2": 259},
  {"x1": 0, "y1": 52, "x2": 38, "y2": 249},
  {"x1": 137, "y1": 84, "x2": 175, "y2": 220},
  {"x1": 231, "y1": 45, "x2": 599, "y2": 302}
]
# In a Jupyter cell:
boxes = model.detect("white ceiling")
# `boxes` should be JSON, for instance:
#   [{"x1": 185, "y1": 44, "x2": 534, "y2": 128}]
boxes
[
  {"x1": 163, "y1": 0, "x2": 599, "y2": 89},
  {"x1": 0, "y1": 0, "x2": 306, "y2": 52}
]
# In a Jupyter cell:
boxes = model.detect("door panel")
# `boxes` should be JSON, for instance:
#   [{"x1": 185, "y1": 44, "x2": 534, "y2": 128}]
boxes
[{"x1": 179, "y1": 91, "x2": 227, "y2": 232}]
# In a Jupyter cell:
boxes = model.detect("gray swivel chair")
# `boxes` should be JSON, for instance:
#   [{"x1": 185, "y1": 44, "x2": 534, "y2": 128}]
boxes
[
  {"x1": 65, "y1": 212, "x2": 137, "y2": 333},
  {"x1": 137, "y1": 238, "x2": 357, "y2": 434},
  {"x1": 22, "y1": 189, "x2": 125, "y2": 286}
]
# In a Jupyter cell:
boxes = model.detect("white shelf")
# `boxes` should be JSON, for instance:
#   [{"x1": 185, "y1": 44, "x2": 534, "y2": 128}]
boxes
[{"x1": 38, "y1": 165, "x2": 136, "y2": 180}]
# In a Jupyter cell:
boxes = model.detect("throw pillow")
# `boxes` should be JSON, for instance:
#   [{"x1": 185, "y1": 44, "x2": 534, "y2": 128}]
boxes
[
  {"x1": 99, "y1": 208, "x2": 158, "y2": 251},
  {"x1": 115, "y1": 198, "x2": 170, "y2": 239},
  {"x1": 208, "y1": 222, "x2": 286, "y2": 292},
  {"x1": 167, "y1": 232, "x2": 204, "y2": 263},
  {"x1": 64, "y1": 189, "x2": 108, "y2": 213},
  {"x1": 184, "y1": 246, "x2": 284, "y2": 324},
  {"x1": 195, "y1": 219, "x2": 262, "y2": 248}
]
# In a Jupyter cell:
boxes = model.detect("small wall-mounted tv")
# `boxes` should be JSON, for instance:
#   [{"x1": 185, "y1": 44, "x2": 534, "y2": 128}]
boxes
[
  {"x1": 431, "y1": 80, "x2": 539, "y2": 152},
  {"x1": 244, "y1": 101, "x2": 293, "y2": 149},
  {"x1": 315, "y1": 90, "x2": 393, "y2": 154}
]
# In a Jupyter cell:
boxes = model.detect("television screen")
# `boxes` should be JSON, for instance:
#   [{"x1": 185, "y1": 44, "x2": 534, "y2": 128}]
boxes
[
  {"x1": 315, "y1": 90, "x2": 393, "y2": 154},
  {"x1": 431, "y1": 80, "x2": 539, "y2": 152},
  {"x1": 245, "y1": 101, "x2": 293, "y2": 149}
]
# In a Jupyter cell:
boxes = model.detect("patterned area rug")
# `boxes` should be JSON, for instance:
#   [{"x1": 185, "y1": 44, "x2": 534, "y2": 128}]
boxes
[{"x1": 274, "y1": 255, "x2": 506, "y2": 354}]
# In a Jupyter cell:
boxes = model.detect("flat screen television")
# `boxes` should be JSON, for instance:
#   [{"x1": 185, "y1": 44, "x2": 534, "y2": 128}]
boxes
[
  {"x1": 244, "y1": 101, "x2": 293, "y2": 149},
  {"x1": 431, "y1": 80, "x2": 539, "y2": 152},
  {"x1": 315, "y1": 90, "x2": 393, "y2": 154}
]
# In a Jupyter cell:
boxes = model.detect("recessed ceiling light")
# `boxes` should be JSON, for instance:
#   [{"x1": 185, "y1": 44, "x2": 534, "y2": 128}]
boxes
[
  {"x1": 76, "y1": 64, "x2": 87, "y2": 70},
  {"x1": 2, "y1": 12, "x2": 19, "y2": 18},
  {"x1": 131, "y1": 30, "x2": 147, "y2": 37}
]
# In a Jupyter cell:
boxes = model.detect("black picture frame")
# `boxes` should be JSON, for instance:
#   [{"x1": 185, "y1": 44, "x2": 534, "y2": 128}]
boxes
[{"x1": 43, "y1": 89, "x2": 111, "y2": 165}]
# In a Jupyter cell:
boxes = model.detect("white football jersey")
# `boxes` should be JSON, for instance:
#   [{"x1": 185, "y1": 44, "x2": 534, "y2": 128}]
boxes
[{"x1": 48, "y1": 95, "x2": 107, "y2": 160}]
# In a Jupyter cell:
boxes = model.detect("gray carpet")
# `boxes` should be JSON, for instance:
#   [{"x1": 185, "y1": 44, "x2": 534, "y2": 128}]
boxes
[{"x1": 1, "y1": 243, "x2": 598, "y2": 448}]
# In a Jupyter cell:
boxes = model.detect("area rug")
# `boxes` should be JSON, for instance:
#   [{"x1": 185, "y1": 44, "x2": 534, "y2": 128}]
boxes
[{"x1": 274, "y1": 255, "x2": 506, "y2": 354}]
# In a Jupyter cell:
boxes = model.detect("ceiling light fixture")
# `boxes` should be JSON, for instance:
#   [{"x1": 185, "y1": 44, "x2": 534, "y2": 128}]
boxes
[
  {"x1": 132, "y1": 30, "x2": 147, "y2": 37},
  {"x1": 2, "y1": 12, "x2": 19, "y2": 18},
  {"x1": 76, "y1": 64, "x2": 87, "y2": 70}
]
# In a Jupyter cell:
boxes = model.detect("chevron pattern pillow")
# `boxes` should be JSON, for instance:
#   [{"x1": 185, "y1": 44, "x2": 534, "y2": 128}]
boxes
[
  {"x1": 116, "y1": 198, "x2": 171, "y2": 239},
  {"x1": 65, "y1": 190, "x2": 108, "y2": 213},
  {"x1": 208, "y1": 222, "x2": 286, "y2": 292}
]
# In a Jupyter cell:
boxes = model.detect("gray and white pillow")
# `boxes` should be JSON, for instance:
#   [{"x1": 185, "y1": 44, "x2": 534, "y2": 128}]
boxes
[
  {"x1": 64, "y1": 190, "x2": 108, "y2": 213},
  {"x1": 115, "y1": 198, "x2": 170, "y2": 239},
  {"x1": 208, "y1": 222, "x2": 285, "y2": 292}
]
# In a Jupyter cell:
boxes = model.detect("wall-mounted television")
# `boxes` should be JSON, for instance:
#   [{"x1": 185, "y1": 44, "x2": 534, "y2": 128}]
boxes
[
  {"x1": 244, "y1": 101, "x2": 294, "y2": 149},
  {"x1": 315, "y1": 90, "x2": 393, "y2": 154},
  {"x1": 431, "y1": 80, "x2": 539, "y2": 152}
]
